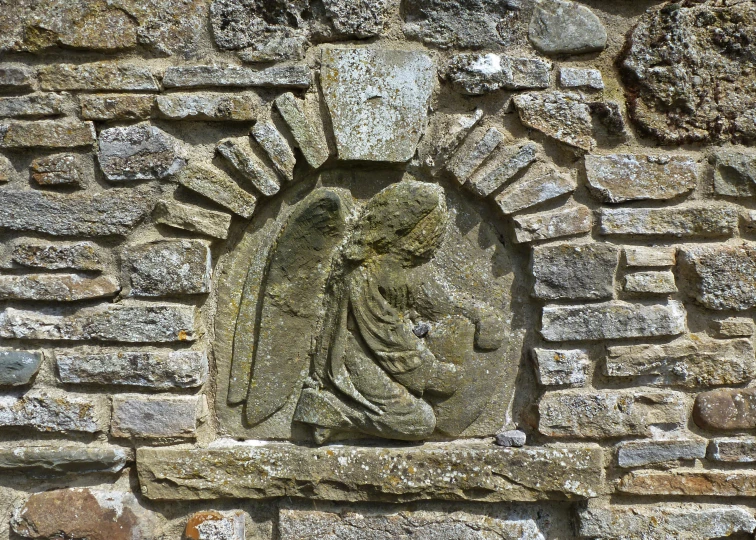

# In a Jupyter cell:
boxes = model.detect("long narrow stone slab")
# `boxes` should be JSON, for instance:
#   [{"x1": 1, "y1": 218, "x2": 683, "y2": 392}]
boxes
[
  {"x1": 0, "y1": 391, "x2": 105, "y2": 434},
  {"x1": 0, "y1": 274, "x2": 119, "y2": 301},
  {"x1": 513, "y1": 205, "x2": 593, "y2": 243},
  {"x1": 600, "y1": 205, "x2": 738, "y2": 238},
  {"x1": 0, "y1": 445, "x2": 130, "y2": 474},
  {"x1": 39, "y1": 64, "x2": 159, "y2": 92},
  {"x1": 137, "y1": 442, "x2": 604, "y2": 501},
  {"x1": 162, "y1": 65, "x2": 310, "y2": 89},
  {"x1": 0, "y1": 119, "x2": 95, "y2": 148},
  {"x1": 618, "y1": 469, "x2": 756, "y2": 496}
]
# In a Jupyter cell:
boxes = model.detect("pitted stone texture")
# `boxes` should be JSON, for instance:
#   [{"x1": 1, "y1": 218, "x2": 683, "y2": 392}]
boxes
[
  {"x1": 321, "y1": 48, "x2": 435, "y2": 163},
  {"x1": 112, "y1": 395, "x2": 199, "y2": 439},
  {"x1": 618, "y1": 469, "x2": 756, "y2": 497},
  {"x1": 531, "y1": 348, "x2": 589, "y2": 387},
  {"x1": 709, "y1": 437, "x2": 756, "y2": 463},
  {"x1": 711, "y1": 317, "x2": 754, "y2": 338},
  {"x1": 174, "y1": 162, "x2": 257, "y2": 219},
  {"x1": 11, "y1": 488, "x2": 157, "y2": 540},
  {"x1": 80, "y1": 94, "x2": 154, "y2": 121},
  {"x1": 216, "y1": 138, "x2": 280, "y2": 196},
  {"x1": 617, "y1": 438, "x2": 707, "y2": 468},
  {"x1": 0, "y1": 65, "x2": 34, "y2": 93},
  {"x1": 251, "y1": 121, "x2": 296, "y2": 182},
  {"x1": 447, "y1": 54, "x2": 551, "y2": 95},
  {"x1": 531, "y1": 243, "x2": 619, "y2": 301},
  {"x1": 153, "y1": 200, "x2": 232, "y2": 240},
  {"x1": 559, "y1": 67, "x2": 603, "y2": 90},
  {"x1": 157, "y1": 93, "x2": 261, "y2": 122},
  {"x1": 680, "y1": 244, "x2": 756, "y2": 310},
  {"x1": 694, "y1": 388, "x2": 756, "y2": 431},
  {"x1": 237, "y1": 35, "x2": 306, "y2": 63},
  {"x1": 541, "y1": 301, "x2": 686, "y2": 342},
  {"x1": 0, "y1": 93, "x2": 68, "y2": 118},
  {"x1": 600, "y1": 205, "x2": 738, "y2": 238},
  {"x1": 163, "y1": 65, "x2": 311, "y2": 89},
  {"x1": 98, "y1": 124, "x2": 187, "y2": 182},
  {"x1": 0, "y1": 445, "x2": 129, "y2": 474},
  {"x1": 711, "y1": 147, "x2": 756, "y2": 197},
  {"x1": 323, "y1": 0, "x2": 390, "y2": 38},
  {"x1": 513, "y1": 204, "x2": 593, "y2": 243},
  {"x1": 0, "y1": 391, "x2": 103, "y2": 433},
  {"x1": 585, "y1": 154, "x2": 698, "y2": 203},
  {"x1": 30, "y1": 153, "x2": 87, "y2": 187},
  {"x1": 0, "y1": 191, "x2": 152, "y2": 236},
  {"x1": 578, "y1": 503, "x2": 756, "y2": 540},
  {"x1": 0, "y1": 119, "x2": 95, "y2": 148},
  {"x1": 528, "y1": 0, "x2": 606, "y2": 55},
  {"x1": 624, "y1": 271, "x2": 677, "y2": 295},
  {"x1": 39, "y1": 63, "x2": 158, "y2": 92},
  {"x1": 123, "y1": 240, "x2": 211, "y2": 297},
  {"x1": 513, "y1": 91, "x2": 594, "y2": 151},
  {"x1": 0, "y1": 304, "x2": 198, "y2": 343},
  {"x1": 275, "y1": 93, "x2": 329, "y2": 169},
  {"x1": 138, "y1": 442, "x2": 604, "y2": 501},
  {"x1": 0, "y1": 351, "x2": 43, "y2": 386},
  {"x1": 0, "y1": 274, "x2": 119, "y2": 302},
  {"x1": 185, "y1": 511, "x2": 245, "y2": 540},
  {"x1": 539, "y1": 389, "x2": 687, "y2": 438},
  {"x1": 0, "y1": 153, "x2": 13, "y2": 182},
  {"x1": 467, "y1": 142, "x2": 537, "y2": 197},
  {"x1": 620, "y1": 1, "x2": 756, "y2": 144},
  {"x1": 57, "y1": 350, "x2": 208, "y2": 389},
  {"x1": 624, "y1": 246, "x2": 676, "y2": 268},
  {"x1": 446, "y1": 127, "x2": 504, "y2": 184},
  {"x1": 495, "y1": 164, "x2": 576, "y2": 215},
  {"x1": 12, "y1": 241, "x2": 102, "y2": 271}
]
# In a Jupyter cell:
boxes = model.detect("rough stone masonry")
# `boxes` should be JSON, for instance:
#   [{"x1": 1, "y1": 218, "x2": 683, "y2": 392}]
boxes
[{"x1": 1, "y1": 0, "x2": 756, "y2": 539}]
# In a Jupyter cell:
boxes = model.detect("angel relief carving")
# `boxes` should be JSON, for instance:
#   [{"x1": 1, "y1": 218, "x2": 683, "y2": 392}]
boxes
[{"x1": 224, "y1": 179, "x2": 512, "y2": 443}]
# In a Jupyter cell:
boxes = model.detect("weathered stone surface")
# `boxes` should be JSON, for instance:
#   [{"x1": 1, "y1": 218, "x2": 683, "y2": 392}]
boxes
[
  {"x1": 579, "y1": 503, "x2": 756, "y2": 539},
  {"x1": 153, "y1": 200, "x2": 232, "y2": 240},
  {"x1": 617, "y1": 438, "x2": 707, "y2": 468},
  {"x1": 711, "y1": 147, "x2": 756, "y2": 197},
  {"x1": 606, "y1": 336, "x2": 755, "y2": 388},
  {"x1": 624, "y1": 246, "x2": 676, "y2": 268},
  {"x1": 559, "y1": 67, "x2": 603, "y2": 90},
  {"x1": 138, "y1": 442, "x2": 604, "y2": 501},
  {"x1": 0, "y1": 191, "x2": 151, "y2": 236},
  {"x1": 321, "y1": 48, "x2": 435, "y2": 163},
  {"x1": 39, "y1": 63, "x2": 158, "y2": 92},
  {"x1": 495, "y1": 164, "x2": 576, "y2": 215},
  {"x1": 98, "y1": 124, "x2": 186, "y2": 182},
  {"x1": 513, "y1": 204, "x2": 593, "y2": 243},
  {"x1": 162, "y1": 65, "x2": 311, "y2": 89},
  {"x1": 123, "y1": 240, "x2": 211, "y2": 297},
  {"x1": 624, "y1": 270, "x2": 677, "y2": 295},
  {"x1": 251, "y1": 121, "x2": 296, "y2": 182},
  {"x1": 679, "y1": 244, "x2": 756, "y2": 310},
  {"x1": 11, "y1": 488, "x2": 157, "y2": 540},
  {"x1": 0, "y1": 65, "x2": 34, "y2": 93},
  {"x1": 217, "y1": 138, "x2": 280, "y2": 196},
  {"x1": 237, "y1": 35, "x2": 306, "y2": 63},
  {"x1": 600, "y1": 205, "x2": 738, "y2": 238},
  {"x1": 590, "y1": 100, "x2": 627, "y2": 137},
  {"x1": 694, "y1": 388, "x2": 756, "y2": 431},
  {"x1": 447, "y1": 54, "x2": 551, "y2": 95},
  {"x1": 585, "y1": 154, "x2": 698, "y2": 203},
  {"x1": 541, "y1": 301, "x2": 686, "y2": 342},
  {"x1": 185, "y1": 511, "x2": 245, "y2": 540},
  {"x1": 80, "y1": 94, "x2": 154, "y2": 121},
  {"x1": 174, "y1": 162, "x2": 257, "y2": 219},
  {"x1": 0, "y1": 445, "x2": 129, "y2": 474},
  {"x1": 0, "y1": 351, "x2": 43, "y2": 386},
  {"x1": 0, "y1": 153, "x2": 13, "y2": 182},
  {"x1": 0, "y1": 391, "x2": 103, "y2": 433},
  {"x1": 323, "y1": 0, "x2": 390, "y2": 38},
  {"x1": 529, "y1": 0, "x2": 606, "y2": 55},
  {"x1": 531, "y1": 243, "x2": 619, "y2": 300},
  {"x1": 419, "y1": 109, "x2": 483, "y2": 173},
  {"x1": 467, "y1": 142, "x2": 537, "y2": 197},
  {"x1": 0, "y1": 93, "x2": 67, "y2": 118},
  {"x1": 157, "y1": 93, "x2": 260, "y2": 121},
  {"x1": 0, "y1": 274, "x2": 119, "y2": 302},
  {"x1": 711, "y1": 317, "x2": 754, "y2": 338},
  {"x1": 446, "y1": 127, "x2": 504, "y2": 184},
  {"x1": 618, "y1": 469, "x2": 756, "y2": 497},
  {"x1": 30, "y1": 153, "x2": 86, "y2": 187},
  {"x1": 621, "y1": 1, "x2": 756, "y2": 144},
  {"x1": 532, "y1": 348, "x2": 590, "y2": 387},
  {"x1": 112, "y1": 395, "x2": 199, "y2": 439},
  {"x1": 58, "y1": 351, "x2": 208, "y2": 389},
  {"x1": 708, "y1": 437, "x2": 756, "y2": 462},
  {"x1": 275, "y1": 92, "x2": 329, "y2": 169},
  {"x1": 0, "y1": 119, "x2": 95, "y2": 148},
  {"x1": 494, "y1": 430, "x2": 527, "y2": 448},
  {"x1": 539, "y1": 389, "x2": 687, "y2": 438},
  {"x1": 12, "y1": 241, "x2": 101, "y2": 271},
  {"x1": 513, "y1": 91, "x2": 594, "y2": 151},
  {"x1": 0, "y1": 304, "x2": 198, "y2": 343}
]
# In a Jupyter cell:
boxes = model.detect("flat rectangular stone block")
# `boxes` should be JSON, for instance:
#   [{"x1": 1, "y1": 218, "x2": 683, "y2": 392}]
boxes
[
  {"x1": 174, "y1": 162, "x2": 257, "y2": 219},
  {"x1": 600, "y1": 205, "x2": 738, "y2": 238},
  {"x1": 162, "y1": 65, "x2": 310, "y2": 89},
  {"x1": 495, "y1": 165, "x2": 575, "y2": 215},
  {"x1": 0, "y1": 274, "x2": 119, "y2": 301},
  {"x1": 153, "y1": 200, "x2": 232, "y2": 240},
  {"x1": 80, "y1": 94, "x2": 154, "y2": 121},
  {"x1": 708, "y1": 437, "x2": 756, "y2": 462},
  {"x1": 39, "y1": 63, "x2": 159, "y2": 91},
  {"x1": 624, "y1": 246, "x2": 676, "y2": 267},
  {"x1": 137, "y1": 442, "x2": 605, "y2": 502},
  {"x1": 618, "y1": 469, "x2": 756, "y2": 496},
  {"x1": 513, "y1": 204, "x2": 593, "y2": 243},
  {"x1": 0, "y1": 119, "x2": 95, "y2": 148},
  {"x1": 0, "y1": 445, "x2": 130, "y2": 474},
  {"x1": 0, "y1": 391, "x2": 105, "y2": 434},
  {"x1": 0, "y1": 350, "x2": 43, "y2": 386},
  {"x1": 616, "y1": 438, "x2": 707, "y2": 467},
  {"x1": 112, "y1": 395, "x2": 199, "y2": 439}
]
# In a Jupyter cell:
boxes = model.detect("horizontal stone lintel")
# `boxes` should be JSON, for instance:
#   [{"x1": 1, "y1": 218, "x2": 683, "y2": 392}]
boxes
[{"x1": 137, "y1": 442, "x2": 604, "y2": 502}]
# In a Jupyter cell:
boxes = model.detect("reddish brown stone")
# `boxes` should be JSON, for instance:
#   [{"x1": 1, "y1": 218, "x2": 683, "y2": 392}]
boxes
[
  {"x1": 619, "y1": 469, "x2": 756, "y2": 497},
  {"x1": 185, "y1": 511, "x2": 224, "y2": 540},
  {"x1": 693, "y1": 388, "x2": 756, "y2": 431}
]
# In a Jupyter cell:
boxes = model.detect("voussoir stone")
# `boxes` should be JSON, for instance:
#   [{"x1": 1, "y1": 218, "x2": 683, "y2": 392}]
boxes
[
  {"x1": 446, "y1": 127, "x2": 504, "y2": 184},
  {"x1": 123, "y1": 240, "x2": 211, "y2": 297},
  {"x1": 274, "y1": 92, "x2": 330, "y2": 169},
  {"x1": 153, "y1": 200, "x2": 232, "y2": 240},
  {"x1": 467, "y1": 142, "x2": 537, "y2": 197},
  {"x1": 0, "y1": 119, "x2": 95, "y2": 148},
  {"x1": 174, "y1": 162, "x2": 257, "y2": 219},
  {"x1": 112, "y1": 395, "x2": 200, "y2": 439},
  {"x1": 251, "y1": 121, "x2": 296, "y2": 182},
  {"x1": 216, "y1": 138, "x2": 281, "y2": 196},
  {"x1": 616, "y1": 438, "x2": 707, "y2": 468},
  {"x1": 694, "y1": 388, "x2": 756, "y2": 431},
  {"x1": 98, "y1": 124, "x2": 187, "y2": 181},
  {"x1": 0, "y1": 351, "x2": 43, "y2": 386},
  {"x1": 528, "y1": 0, "x2": 606, "y2": 55},
  {"x1": 531, "y1": 242, "x2": 619, "y2": 301},
  {"x1": 447, "y1": 54, "x2": 551, "y2": 95},
  {"x1": 0, "y1": 445, "x2": 130, "y2": 475},
  {"x1": 420, "y1": 109, "x2": 483, "y2": 173},
  {"x1": 600, "y1": 205, "x2": 738, "y2": 238},
  {"x1": 495, "y1": 163, "x2": 576, "y2": 215},
  {"x1": 679, "y1": 244, "x2": 756, "y2": 310},
  {"x1": 513, "y1": 91, "x2": 594, "y2": 151},
  {"x1": 0, "y1": 391, "x2": 104, "y2": 433}
]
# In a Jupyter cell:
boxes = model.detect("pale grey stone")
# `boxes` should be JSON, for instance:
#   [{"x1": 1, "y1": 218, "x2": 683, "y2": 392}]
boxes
[
  {"x1": 711, "y1": 147, "x2": 756, "y2": 197},
  {"x1": 447, "y1": 54, "x2": 551, "y2": 95},
  {"x1": 585, "y1": 154, "x2": 698, "y2": 203},
  {"x1": 323, "y1": 0, "x2": 389, "y2": 37},
  {"x1": 274, "y1": 93, "x2": 329, "y2": 169},
  {"x1": 446, "y1": 127, "x2": 504, "y2": 184},
  {"x1": 153, "y1": 200, "x2": 232, "y2": 240},
  {"x1": 12, "y1": 241, "x2": 101, "y2": 271},
  {"x1": 0, "y1": 445, "x2": 129, "y2": 474},
  {"x1": 0, "y1": 274, "x2": 119, "y2": 301},
  {"x1": 467, "y1": 142, "x2": 537, "y2": 197},
  {"x1": 617, "y1": 438, "x2": 707, "y2": 468},
  {"x1": 419, "y1": 109, "x2": 483, "y2": 173},
  {"x1": 494, "y1": 430, "x2": 527, "y2": 448},
  {"x1": 513, "y1": 91, "x2": 594, "y2": 151},
  {"x1": 624, "y1": 246, "x2": 676, "y2": 268},
  {"x1": 0, "y1": 304, "x2": 198, "y2": 343},
  {"x1": 137, "y1": 442, "x2": 604, "y2": 501},
  {"x1": 559, "y1": 67, "x2": 603, "y2": 90},
  {"x1": 123, "y1": 240, "x2": 211, "y2": 297},
  {"x1": 321, "y1": 48, "x2": 435, "y2": 162},
  {"x1": 156, "y1": 93, "x2": 261, "y2": 121},
  {"x1": 0, "y1": 351, "x2": 43, "y2": 386},
  {"x1": 80, "y1": 94, "x2": 154, "y2": 121},
  {"x1": 216, "y1": 138, "x2": 280, "y2": 196},
  {"x1": 237, "y1": 35, "x2": 306, "y2": 63},
  {"x1": 188, "y1": 510, "x2": 245, "y2": 540},
  {"x1": 174, "y1": 162, "x2": 257, "y2": 219},
  {"x1": 98, "y1": 124, "x2": 186, "y2": 182},
  {"x1": 57, "y1": 351, "x2": 208, "y2": 389},
  {"x1": 0, "y1": 190, "x2": 151, "y2": 236},
  {"x1": 0, "y1": 93, "x2": 67, "y2": 118},
  {"x1": 39, "y1": 63, "x2": 158, "y2": 91},
  {"x1": 532, "y1": 348, "x2": 590, "y2": 387},
  {"x1": 679, "y1": 244, "x2": 756, "y2": 310},
  {"x1": 605, "y1": 336, "x2": 756, "y2": 387},
  {"x1": 624, "y1": 270, "x2": 677, "y2": 295},
  {"x1": 600, "y1": 205, "x2": 739, "y2": 238},
  {"x1": 111, "y1": 395, "x2": 199, "y2": 438},
  {"x1": 579, "y1": 503, "x2": 756, "y2": 540},
  {"x1": 0, "y1": 65, "x2": 34, "y2": 93},
  {"x1": 708, "y1": 437, "x2": 756, "y2": 463},
  {"x1": 711, "y1": 317, "x2": 754, "y2": 338},
  {"x1": 531, "y1": 243, "x2": 619, "y2": 300},
  {"x1": 513, "y1": 204, "x2": 593, "y2": 243},
  {"x1": 539, "y1": 389, "x2": 687, "y2": 438},
  {"x1": 30, "y1": 153, "x2": 86, "y2": 187},
  {"x1": 162, "y1": 65, "x2": 311, "y2": 89},
  {"x1": 0, "y1": 391, "x2": 103, "y2": 433},
  {"x1": 251, "y1": 121, "x2": 296, "y2": 182},
  {"x1": 0, "y1": 153, "x2": 13, "y2": 182},
  {"x1": 495, "y1": 164, "x2": 575, "y2": 215},
  {"x1": 541, "y1": 300, "x2": 686, "y2": 342},
  {"x1": 0, "y1": 119, "x2": 95, "y2": 148},
  {"x1": 528, "y1": 0, "x2": 607, "y2": 55}
]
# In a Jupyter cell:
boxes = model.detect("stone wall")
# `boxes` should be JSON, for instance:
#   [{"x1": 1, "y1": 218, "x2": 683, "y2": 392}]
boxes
[{"x1": 1, "y1": 0, "x2": 756, "y2": 539}]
